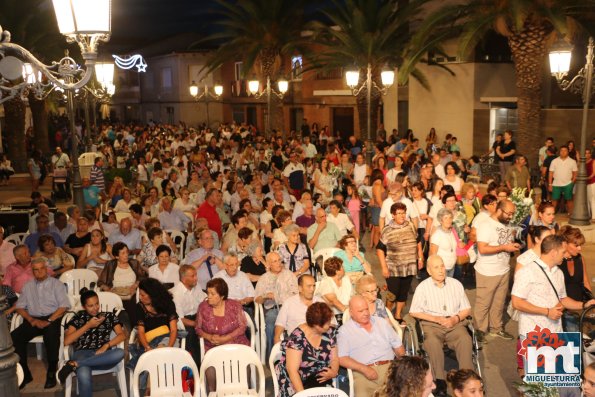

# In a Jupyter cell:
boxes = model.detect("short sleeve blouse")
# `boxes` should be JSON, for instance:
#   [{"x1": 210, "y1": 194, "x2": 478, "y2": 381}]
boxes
[{"x1": 66, "y1": 311, "x2": 122, "y2": 351}]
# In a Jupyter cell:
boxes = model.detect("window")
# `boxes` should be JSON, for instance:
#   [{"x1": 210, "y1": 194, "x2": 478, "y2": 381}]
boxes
[
  {"x1": 291, "y1": 55, "x2": 303, "y2": 80},
  {"x1": 161, "y1": 67, "x2": 172, "y2": 89},
  {"x1": 234, "y1": 62, "x2": 243, "y2": 81}
]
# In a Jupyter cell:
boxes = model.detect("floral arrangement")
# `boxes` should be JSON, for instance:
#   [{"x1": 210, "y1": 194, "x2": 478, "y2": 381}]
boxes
[
  {"x1": 509, "y1": 187, "x2": 534, "y2": 226},
  {"x1": 514, "y1": 381, "x2": 559, "y2": 397},
  {"x1": 328, "y1": 165, "x2": 343, "y2": 179}
]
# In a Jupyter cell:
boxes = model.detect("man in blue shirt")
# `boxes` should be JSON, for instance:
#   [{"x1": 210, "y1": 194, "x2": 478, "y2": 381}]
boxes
[
  {"x1": 12, "y1": 257, "x2": 70, "y2": 389},
  {"x1": 24, "y1": 215, "x2": 64, "y2": 254},
  {"x1": 82, "y1": 177, "x2": 102, "y2": 208}
]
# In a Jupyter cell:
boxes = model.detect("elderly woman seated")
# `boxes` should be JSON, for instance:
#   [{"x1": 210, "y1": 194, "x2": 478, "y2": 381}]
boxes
[
  {"x1": 33, "y1": 234, "x2": 74, "y2": 276},
  {"x1": 278, "y1": 224, "x2": 310, "y2": 276},
  {"x1": 335, "y1": 234, "x2": 371, "y2": 284},
  {"x1": 195, "y1": 277, "x2": 250, "y2": 393},
  {"x1": 315, "y1": 257, "x2": 352, "y2": 325},
  {"x1": 355, "y1": 274, "x2": 389, "y2": 319}
]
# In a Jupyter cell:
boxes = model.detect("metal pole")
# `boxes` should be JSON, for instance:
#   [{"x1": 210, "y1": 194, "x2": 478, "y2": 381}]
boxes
[
  {"x1": 266, "y1": 76, "x2": 271, "y2": 139},
  {"x1": 569, "y1": 37, "x2": 594, "y2": 225},
  {"x1": 0, "y1": 290, "x2": 19, "y2": 395},
  {"x1": 366, "y1": 63, "x2": 373, "y2": 166},
  {"x1": 83, "y1": 94, "x2": 92, "y2": 152},
  {"x1": 67, "y1": 87, "x2": 85, "y2": 209}
]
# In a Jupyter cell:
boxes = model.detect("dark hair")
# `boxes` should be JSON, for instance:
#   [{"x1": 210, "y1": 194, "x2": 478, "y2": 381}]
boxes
[
  {"x1": 155, "y1": 244, "x2": 172, "y2": 257},
  {"x1": 79, "y1": 287, "x2": 98, "y2": 307},
  {"x1": 206, "y1": 278, "x2": 229, "y2": 300},
  {"x1": 481, "y1": 194, "x2": 497, "y2": 208},
  {"x1": 112, "y1": 242, "x2": 128, "y2": 257},
  {"x1": 239, "y1": 198, "x2": 251, "y2": 210},
  {"x1": 38, "y1": 234, "x2": 57, "y2": 252},
  {"x1": 447, "y1": 369, "x2": 483, "y2": 392},
  {"x1": 441, "y1": 193, "x2": 457, "y2": 205},
  {"x1": 338, "y1": 233, "x2": 357, "y2": 249},
  {"x1": 231, "y1": 210, "x2": 247, "y2": 226},
  {"x1": 470, "y1": 155, "x2": 480, "y2": 163},
  {"x1": 262, "y1": 197, "x2": 273, "y2": 209},
  {"x1": 238, "y1": 227, "x2": 253, "y2": 240},
  {"x1": 541, "y1": 234, "x2": 567, "y2": 255},
  {"x1": 329, "y1": 200, "x2": 342, "y2": 210},
  {"x1": 147, "y1": 227, "x2": 163, "y2": 242},
  {"x1": 306, "y1": 302, "x2": 334, "y2": 327},
  {"x1": 411, "y1": 181, "x2": 425, "y2": 192},
  {"x1": 375, "y1": 356, "x2": 430, "y2": 397},
  {"x1": 370, "y1": 169, "x2": 384, "y2": 184},
  {"x1": 324, "y1": 257, "x2": 343, "y2": 277},
  {"x1": 129, "y1": 203, "x2": 143, "y2": 215},
  {"x1": 558, "y1": 225, "x2": 586, "y2": 246},
  {"x1": 441, "y1": 185, "x2": 455, "y2": 196},
  {"x1": 390, "y1": 202, "x2": 407, "y2": 214},
  {"x1": 139, "y1": 278, "x2": 175, "y2": 314},
  {"x1": 298, "y1": 274, "x2": 315, "y2": 286},
  {"x1": 486, "y1": 181, "x2": 498, "y2": 194},
  {"x1": 528, "y1": 225, "x2": 551, "y2": 245},
  {"x1": 537, "y1": 201, "x2": 555, "y2": 214},
  {"x1": 275, "y1": 210, "x2": 292, "y2": 224},
  {"x1": 445, "y1": 161, "x2": 460, "y2": 174},
  {"x1": 271, "y1": 205, "x2": 286, "y2": 218}
]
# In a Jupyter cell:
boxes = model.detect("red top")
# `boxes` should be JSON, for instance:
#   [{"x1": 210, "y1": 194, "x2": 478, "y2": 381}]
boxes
[
  {"x1": 196, "y1": 201, "x2": 222, "y2": 238},
  {"x1": 588, "y1": 160, "x2": 595, "y2": 185}
]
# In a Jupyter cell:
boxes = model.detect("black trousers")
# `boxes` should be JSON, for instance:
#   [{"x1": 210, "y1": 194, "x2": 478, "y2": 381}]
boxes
[
  {"x1": 184, "y1": 315, "x2": 200, "y2": 366},
  {"x1": 11, "y1": 315, "x2": 63, "y2": 376}
]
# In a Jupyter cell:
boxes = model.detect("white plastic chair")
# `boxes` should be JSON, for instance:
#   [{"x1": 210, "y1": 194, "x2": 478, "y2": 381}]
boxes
[
  {"x1": 199, "y1": 344, "x2": 265, "y2": 397},
  {"x1": 59, "y1": 269, "x2": 99, "y2": 309},
  {"x1": 294, "y1": 387, "x2": 349, "y2": 397},
  {"x1": 59, "y1": 312, "x2": 128, "y2": 397},
  {"x1": 268, "y1": 342, "x2": 282, "y2": 397},
  {"x1": 16, "y1": 363, "x2": 24, "y2": 387},
  {"x1": 10, "y1": 314, "x2": 44, "y2": 360},
  {"x1": 6, "y1": 232, "x2": 28, "y2": 245},
  {"x1": 199, "y1": 311, "x2": 256, "y2": 358},
  {"x1": 313, "y1": 247, "x2": 340, "y2": 277},
  {"x1": 166, "y1": 229, "x2": 186, "y2": 262},
  {"x1": 96, "y1": 291, "x2": 124, "y2": 315},
  {"x1": 254, "y1": 302, "x2": 267, "y2": 363},
  {"x1": 132, "y1": 346, "x2": 199, "y2": 397}
]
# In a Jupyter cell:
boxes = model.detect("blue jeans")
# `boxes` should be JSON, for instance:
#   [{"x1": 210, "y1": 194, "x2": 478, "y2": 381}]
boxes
[
  {"x1": 72, "y1": 348, "x2": 125, "y2": 397},
  {"x1": 264, "y1": 307, "x2": 279, "y2": 359}
]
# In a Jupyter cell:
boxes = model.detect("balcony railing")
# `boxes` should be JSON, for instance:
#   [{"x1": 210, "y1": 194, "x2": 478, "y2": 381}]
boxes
[{"x1": 231, "y1": 80, "x2": 249, "y2": 97}]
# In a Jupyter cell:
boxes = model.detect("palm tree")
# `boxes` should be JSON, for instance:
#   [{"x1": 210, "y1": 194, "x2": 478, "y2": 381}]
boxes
[
  {"x1": 196, "y1": 0, "x2": 312, "y2": 133},
  {"x1": 2, "y1": 0, "x2": 68, "y2": 170},
  {"x1": 308, "y1": 0, "x2": 439, "y2": 142},
  {"x1": 413, "y1": 0, "x2": 595, "y2": 163}
]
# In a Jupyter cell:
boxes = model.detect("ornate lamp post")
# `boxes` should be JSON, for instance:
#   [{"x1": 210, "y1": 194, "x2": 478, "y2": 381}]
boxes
[
  {"x1": 345, "y1": 64, "x2": 394, "y2": 165},
  {"x1": 247, "y1": 76, "x2": 288, "y2": 138},
  {"x1": 0, "y1": 0, "x2": 111, "y2": 392},
  {"x1": 189, "y1": 80, "x2": 223, "y2": 128},
  {"x1": 549, "y1": 37, "x2": 595, "y2": 226}
]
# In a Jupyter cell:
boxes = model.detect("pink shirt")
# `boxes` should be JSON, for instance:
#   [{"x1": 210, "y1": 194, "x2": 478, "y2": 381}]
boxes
[
  {"x1": 2, "y1": 262, "x2": 54, "y2": 294},
  {"x1": 0, "y1": 240, "x2": 16, "y2": 275}
]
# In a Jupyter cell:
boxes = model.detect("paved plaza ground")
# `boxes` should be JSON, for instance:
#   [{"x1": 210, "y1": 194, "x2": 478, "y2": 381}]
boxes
[{"x1": 2, "y1": 176, "x2": 594, "y2": 397}]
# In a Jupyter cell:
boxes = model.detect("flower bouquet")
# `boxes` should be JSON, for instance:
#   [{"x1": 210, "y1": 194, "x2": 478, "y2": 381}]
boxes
[
  {"x1": 509, "y1": 187, "x2": 535, "y2": 248},
  {"x1": 328, "y1": 165, "x2": 344, "y2": 191}
]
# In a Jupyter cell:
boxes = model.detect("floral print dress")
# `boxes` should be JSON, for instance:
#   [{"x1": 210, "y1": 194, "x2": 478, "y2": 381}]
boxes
[{"x1": 276, "y1": 326, "x2": 337, "y2": 397}]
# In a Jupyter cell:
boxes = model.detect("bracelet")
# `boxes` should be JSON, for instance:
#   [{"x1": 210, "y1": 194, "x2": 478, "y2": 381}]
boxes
[
  {"x1": 455, "y1": 314, "x2": 461, "y2": 323},
  {"x1": 546, "y1": 308, "x2": 550, "y2": 316}
]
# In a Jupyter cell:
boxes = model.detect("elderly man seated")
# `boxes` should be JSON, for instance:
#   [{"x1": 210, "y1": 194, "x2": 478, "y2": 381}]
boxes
[
  {"x1": 171, "y1": 264, "x2": 206, "y2": 365},
  {"x1": 255, "y1": 252, "x2": 298, "y2": 357},
  {"x1": 338, "y1": 295, "x2": 405, "y2": 396},
  {"x1": 213, "y1": 253, "x2": 255, "y2": 312},
  {"x1": 409, "y1": 255, "x2": 473, "y2": 397},
  {"x1": 11, "y1": 257, "x2": 70, "y2": 389},
  {"x1": 158, "y1": 196, "x2": 191, "y2": 232},
  {"x1": 107, "y1": 217, "x2": 142, "y2": 255},
  {"x1": 3, "y1": 245, "x2": 54, "y2": 294},
  {"x1": 49, "y1": 211, "x2": 76, "y2": 244},
  {"x1": 307, "y1": 208, "x2": 342, "y2": 253},
  {"x1": 28, "y1": 203, "x2": 55, "y2": 233},
  {"x1": 24, "y1": 214, "x2": 64, "y2": 255},
  {"x1": 184, "y1": 227, "x2": 225, "y2": 291}
]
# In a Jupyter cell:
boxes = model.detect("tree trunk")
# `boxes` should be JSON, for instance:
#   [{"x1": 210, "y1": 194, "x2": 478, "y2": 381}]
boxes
[
  {"x1": 28, "y1": 94, "x2": 51, "y2": 155},
  {"x1": 356, "y1": 89, "x2": 381, "y2": 142},
  {"x1": 3, "y1": 97, "x2": 27, "y2": 172},
  {"x1": 508, "y1": 22, "x2": 553, "y2": 167}
]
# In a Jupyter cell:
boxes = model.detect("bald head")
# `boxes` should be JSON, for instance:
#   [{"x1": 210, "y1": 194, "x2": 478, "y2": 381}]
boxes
[{"x1": 349, "y1": 295, "x2": 370, "y2": 325}]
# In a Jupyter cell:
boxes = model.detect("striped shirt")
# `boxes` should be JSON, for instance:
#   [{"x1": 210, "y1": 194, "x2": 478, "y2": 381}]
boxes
[
  {"x1": 90, "y1": 164, "x2": 105, "y2": 191},
  {"x1": 409, "y1": 277, "x2": 470, "y2": 317}
]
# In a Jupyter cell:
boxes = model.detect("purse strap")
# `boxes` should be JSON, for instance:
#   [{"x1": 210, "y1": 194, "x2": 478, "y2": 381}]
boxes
[{"x1": 534, "y1": 261, "x2": 561, "y2": 302}]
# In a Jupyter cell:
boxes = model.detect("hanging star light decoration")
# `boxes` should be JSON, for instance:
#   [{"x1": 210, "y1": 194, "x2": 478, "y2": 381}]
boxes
[{"x1": 112, "y1": 54, "x2": 147, "y2": 72}]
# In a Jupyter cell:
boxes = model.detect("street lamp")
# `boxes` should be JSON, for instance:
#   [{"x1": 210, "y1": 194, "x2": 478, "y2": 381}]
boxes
[
  {"x1": 0, "y1": 2, "x2": 111, "y2": 391},
  {"x1": 189, "y1": 80, "x2": 223, "y2": 128},
  {"x1": 247, "y1": 76, "x2": 288, "y2": 138},
  {"x1": 549, "y1": 37, "x2": 594, "y2": 226},
  {"x1": 345, "y1": 63, "x2": 394, "y2": 165}
]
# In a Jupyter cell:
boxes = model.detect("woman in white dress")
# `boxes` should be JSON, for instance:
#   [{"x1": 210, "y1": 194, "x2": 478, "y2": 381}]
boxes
[
  {"x1": 429, "y1": 208, "x2": 458, "y2": 278},
  {"x1": 352, "y1": 153, "x2": 371, "y2": 187},
  {"x1": 315, "y1": 257, "x2": 352, "y2": 325},
  {"x1": 443, "y1": 161, "x2": 464, "y2": 196},
  {"x1": 313, "y1": 158, "x2": 334, "y2": 205}
]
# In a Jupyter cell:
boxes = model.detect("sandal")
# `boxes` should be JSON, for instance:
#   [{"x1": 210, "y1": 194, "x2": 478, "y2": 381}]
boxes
[{"x1": 57, "y1": 361, "x2": 77, "y2": 384}]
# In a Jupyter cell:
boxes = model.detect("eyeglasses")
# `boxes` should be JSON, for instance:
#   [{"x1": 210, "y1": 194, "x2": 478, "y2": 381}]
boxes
[
  {"x1": 502, "y1": 209, "x2": 515, "y2": 217},
  {"x1": 361, "y1": 288, "x2": 379, "y2": 294}
]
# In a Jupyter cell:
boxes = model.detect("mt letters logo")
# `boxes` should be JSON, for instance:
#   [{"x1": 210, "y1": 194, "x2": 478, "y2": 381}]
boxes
[{"x1": 519, "y1": 325, "x2": 581, "y2": 388}]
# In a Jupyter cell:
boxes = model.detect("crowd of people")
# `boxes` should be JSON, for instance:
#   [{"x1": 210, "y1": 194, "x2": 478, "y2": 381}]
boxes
[{"x1": 2, "y1": 120, "x2": 595, "y2": 397}]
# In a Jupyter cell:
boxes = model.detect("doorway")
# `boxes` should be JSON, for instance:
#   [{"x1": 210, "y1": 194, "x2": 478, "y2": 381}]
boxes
[
  {"x1": 332, "y1": 107, "x2": 354, "y2": 142},
  {"x1": 290, "y1": 108, "x2": 304, "y2": 133}
]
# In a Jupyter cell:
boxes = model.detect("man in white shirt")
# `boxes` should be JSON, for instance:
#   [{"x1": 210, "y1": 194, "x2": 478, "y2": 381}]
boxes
[
  {"x1": 432, "y1": 153, "x2": 446, "y2": 180},
  {"x1": 301, "y1": 136, "x2": 318, "y2": 159},
  {"x1": 549, "y1": 145, "x2": 578, "y2": 215},
  {"x1": 283, "y1": 151, "x2": 306, "y2": 199},
  {"x1": 213, "y1": 254, "x2": 255, "y2": 308},
  {"x1": 327, "y1": 200, "x2": 355, "y2": 238},
  {"x1": 409, "y1": 255, "x2": 473, "y2": 396},
  {"x1": 158, "y1": 197, "x2": 191, "y2": 232},
  {"x1": 171, "y1": 265, "x2": 206, "y2": 365},
  {"x1": 274, "y1": 274, "x2": 321, "y2": 344},
  {"x1": 474, "y1": 199, "x2": 519, "y2": 342},
  {"x1": 379, "y1": 182, "x2": 419, "y2": 230}
]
